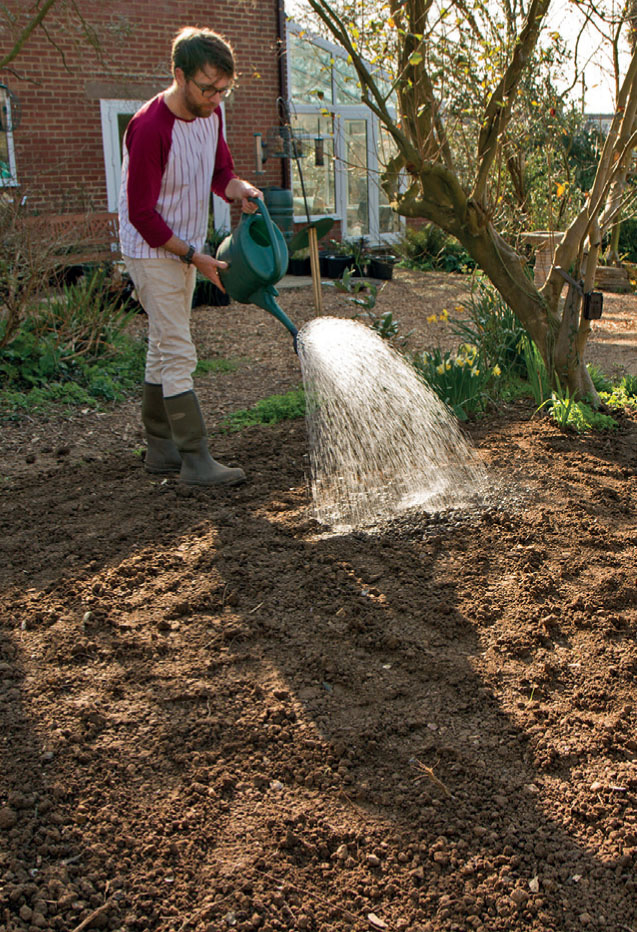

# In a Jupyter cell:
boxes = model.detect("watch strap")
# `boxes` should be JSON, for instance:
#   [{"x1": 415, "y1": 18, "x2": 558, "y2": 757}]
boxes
[{"x1": 180, "y1": 244, "x2": 196, "y2": 265}]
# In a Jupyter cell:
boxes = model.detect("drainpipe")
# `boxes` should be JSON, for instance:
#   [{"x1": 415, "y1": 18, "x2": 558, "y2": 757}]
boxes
[{"x1": 276, "y1": 0, "x2": 290, "y2": 189}]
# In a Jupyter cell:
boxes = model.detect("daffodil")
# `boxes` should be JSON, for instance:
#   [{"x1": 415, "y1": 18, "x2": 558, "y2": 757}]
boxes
[
  {"x1": 493, "y1": 364, "x2": 501, "y2": 377},
  {"x1": 426, "y1": 314, "x2": 437, "y2": 323},
  {"x1": 436, "y1": 364, "x2": 445, "y2": 375}
]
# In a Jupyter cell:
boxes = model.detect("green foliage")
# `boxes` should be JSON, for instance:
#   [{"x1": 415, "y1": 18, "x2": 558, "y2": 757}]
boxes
[
  {"x1": 412, "y1": 343, "x2": 498, "y2": 421},
  {"x1": 547, "y1": 390, "x2": 618, "y2": 433},
  {"x1": 520, "y1": 334, "x2": 551, "y2": 405},
  {"x1": 599, "y1": 373, "x2": 637, "y2": 411},
  {"x1": 356, "y1": 308, "x2": 412, "y2": 348},
  {"x1": 616, "y1": 216, "x2": 637, "y2": 264},
  {"x1": 586, "y1": 362, "x2": 613, "y2": 393},
  {"x1": 331, "y1": 267, "x2": 379, "y2": 311},
  {"x1": 220, "y1": 388, "x2": 305, "y2": 432},
  {"x1": 452, "y1": 277, "x2": 528, "y2": 376},
  {"x1": 396, "y1": 225, "x2": 475, "y2": 274},
  {"x1": 0, "y1": 268, "x2": 145, "y2": 420},
  {"x1": 194, "y1": 357, "x2": 240, "y2": 377}
]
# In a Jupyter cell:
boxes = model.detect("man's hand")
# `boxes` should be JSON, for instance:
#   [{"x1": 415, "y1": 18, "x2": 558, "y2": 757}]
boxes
[
  {"x1": 225, "y1": 177, "x2": 263, "y2": 214},
  {"x1": 193, "y1": 252, "x2": 228, "y2": 291}
]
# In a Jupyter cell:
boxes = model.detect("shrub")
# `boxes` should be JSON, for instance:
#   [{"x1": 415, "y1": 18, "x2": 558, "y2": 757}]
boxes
[
  {"x1": 0, "y1": 267, "x2": 145, "y2": 419},
  {"x1": 396, "y1": 225, "x2": 475, "y2": 273}
]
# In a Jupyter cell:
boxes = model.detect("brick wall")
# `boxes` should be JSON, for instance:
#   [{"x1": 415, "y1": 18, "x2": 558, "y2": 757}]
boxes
[{"x1": 0, "y1": 0, "x2": 286, "y2": 218}]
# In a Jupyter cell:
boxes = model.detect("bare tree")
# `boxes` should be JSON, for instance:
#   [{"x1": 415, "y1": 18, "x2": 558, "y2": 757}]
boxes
[{"x1": 305, "y1": 0, "x2": 637, "y2": 399}]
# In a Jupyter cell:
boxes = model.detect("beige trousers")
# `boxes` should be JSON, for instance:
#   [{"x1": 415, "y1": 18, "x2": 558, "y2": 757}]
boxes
[{"x1": 124, "y1": 256, "x2": 197, "y2": 398}]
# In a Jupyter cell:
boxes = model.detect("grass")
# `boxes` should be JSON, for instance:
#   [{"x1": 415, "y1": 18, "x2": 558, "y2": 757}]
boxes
[
  {"x1": 194, "y1": 356, "x2": 242, "y2": 377},
  {"x1": 219, "y1": 388, "x2": 305, "y2": 432}
]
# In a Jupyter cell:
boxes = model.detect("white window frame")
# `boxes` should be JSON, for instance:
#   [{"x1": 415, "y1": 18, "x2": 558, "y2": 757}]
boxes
[
  {"x1": 0, "y1": 90, "x2": 18, "y2": 187},
  {"x1": 287, "y1": 21, "x2": 403, "y2": 246},
  {"x1": 99, "y1": 98, "x2": 231, "y2": 232}
]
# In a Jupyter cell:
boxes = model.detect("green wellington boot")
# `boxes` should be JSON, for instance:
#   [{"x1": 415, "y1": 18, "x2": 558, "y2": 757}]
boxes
[
  {"x1": 141, "y1": 382, "x2": 182, "y2": 474},
  {"x1": 164, "y1": 390, "x2": 246, "y2": 487}
]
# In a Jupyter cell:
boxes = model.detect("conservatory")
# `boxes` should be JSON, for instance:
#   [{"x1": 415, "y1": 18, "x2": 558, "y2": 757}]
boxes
[{"x1": 286, "y1": 22, "x2": 402, "y2": 246}]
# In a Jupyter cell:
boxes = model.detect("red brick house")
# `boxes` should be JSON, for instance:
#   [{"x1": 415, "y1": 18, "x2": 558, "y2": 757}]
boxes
[
  {"x1": 0, "y1": 0, "x2": 287, "y2": 233},
  {"x1": 0, "y1": 1, "x2": 401, "y2": 248}
]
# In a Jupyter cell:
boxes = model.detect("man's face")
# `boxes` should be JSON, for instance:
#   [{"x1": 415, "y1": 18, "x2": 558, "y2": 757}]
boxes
[{"x1": 179, "y1": 67, "x2": 233, "y2": 119}]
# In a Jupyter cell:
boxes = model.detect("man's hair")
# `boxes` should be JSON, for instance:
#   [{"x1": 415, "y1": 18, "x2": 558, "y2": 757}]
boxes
[{"x1": 171, "y1": 27, "x2": 235, "y2": 79}]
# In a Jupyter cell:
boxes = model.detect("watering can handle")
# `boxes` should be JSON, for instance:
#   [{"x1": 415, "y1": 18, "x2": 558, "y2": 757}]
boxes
[{"x1": 250, "y1": 197, "x2": 286, "y2": 279}]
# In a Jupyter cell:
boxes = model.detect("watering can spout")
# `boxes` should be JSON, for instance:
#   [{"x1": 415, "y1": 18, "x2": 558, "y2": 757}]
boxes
[{"x1": 251, "y1": 286, "x2": 299, "y2": 351}]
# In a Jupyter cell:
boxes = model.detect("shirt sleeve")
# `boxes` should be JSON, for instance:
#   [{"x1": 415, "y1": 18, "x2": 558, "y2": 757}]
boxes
[
  {"x1": 125, "y1": 110, "x2": 174, "y2": 248},
  {"x1": 211, "y1": 108, "x2": 237, "y2": 201}
]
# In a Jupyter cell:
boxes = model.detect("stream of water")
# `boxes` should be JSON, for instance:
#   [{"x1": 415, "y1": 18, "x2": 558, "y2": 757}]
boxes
[{"x1": 297, "y1": 317, "x2": 488, "y2": 531}]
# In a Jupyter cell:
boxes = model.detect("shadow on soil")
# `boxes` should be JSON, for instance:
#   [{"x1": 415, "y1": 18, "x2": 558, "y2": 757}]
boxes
[{"x1": 1, "y1": 417, "x2": 635, "y2": 931}]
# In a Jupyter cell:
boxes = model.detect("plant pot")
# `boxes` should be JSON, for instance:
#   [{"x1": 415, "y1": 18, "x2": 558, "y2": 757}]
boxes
[
  {"x1": 368, "y1": 256, "x2": 396, "y2": 280},
  {"x1": 324, "y1": 254, "x2": 354, "y2": 278},
  {"x1": 193, "y1": 278, "x2": 231, "y2": 307},
  {"x1": 288, "y1": 256, "x2": 311, "y2": 276}
]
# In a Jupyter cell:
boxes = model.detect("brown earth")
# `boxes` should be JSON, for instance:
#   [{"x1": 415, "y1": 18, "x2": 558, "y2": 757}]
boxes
[{"x1": 1, "y1": 269, "x2": 636, "y2": 932}]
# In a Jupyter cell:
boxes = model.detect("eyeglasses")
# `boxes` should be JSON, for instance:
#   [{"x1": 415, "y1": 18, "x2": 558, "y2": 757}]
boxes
[{"x1": 189, "y1": 77, "x2": 233, "y2": 100}]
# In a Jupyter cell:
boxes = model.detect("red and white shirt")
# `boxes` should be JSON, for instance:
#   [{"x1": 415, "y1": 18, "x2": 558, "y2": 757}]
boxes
[{"x1": 119, "y1": 94, "x2": 236, "y2": 259}]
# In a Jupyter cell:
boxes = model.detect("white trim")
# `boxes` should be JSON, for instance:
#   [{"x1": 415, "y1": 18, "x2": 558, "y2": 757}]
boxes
[{"x1": 0, "y1": 90, "x2": 18, "y2": 187}]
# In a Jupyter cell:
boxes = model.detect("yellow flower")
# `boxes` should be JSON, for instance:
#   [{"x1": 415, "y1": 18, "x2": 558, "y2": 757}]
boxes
[
  {"x1": 493, "y1": 364, "x2": 501, "y2": 377},
  {"x1": 427, "y1": 314, "x2": 437, "y2": 324},
  {"x1": 471, "y1": 367, "x2": 480, "y2": 376},
  {"x1": 445, "y1": 360, "x2": 452, "y2": 371},
  {"x1": 439, "y1": 308, "x2": 449, "y2": 321},
  {"x1": 436, "y1": 364, "x2": 445, "y2": 375}
]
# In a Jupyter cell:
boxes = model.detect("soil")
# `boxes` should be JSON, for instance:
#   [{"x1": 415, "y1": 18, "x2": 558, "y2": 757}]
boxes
[{"x1": 1, "y1": 269, "x2": 636, "y2": 932}]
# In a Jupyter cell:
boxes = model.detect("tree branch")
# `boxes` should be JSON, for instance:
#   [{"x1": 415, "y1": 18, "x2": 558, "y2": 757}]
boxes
[
  {"x1": 0, "y1": 0, "x2": 59, "y2": 69},
  {"x1": 472, "y1": 0, "x2": 551, "y2": 203}
]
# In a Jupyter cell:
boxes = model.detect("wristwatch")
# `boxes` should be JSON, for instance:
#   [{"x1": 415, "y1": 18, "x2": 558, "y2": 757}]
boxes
[{"x1": 180, "y1": 244, "x2": 196, "y2": 265}]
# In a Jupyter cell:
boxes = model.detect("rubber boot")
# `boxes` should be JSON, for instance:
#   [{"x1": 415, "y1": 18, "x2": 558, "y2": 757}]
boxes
[
  {"x1": 164, "y1": 390, "x2": 246, "y2": 487},
  {"x1": 141, "y1": 382, "x2": 182, "y2": 474}
]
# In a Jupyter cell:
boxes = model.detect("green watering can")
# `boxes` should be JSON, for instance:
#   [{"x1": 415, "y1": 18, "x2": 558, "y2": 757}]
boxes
[{"x1": 216, "y1": 198, "x2": 298, "y2": 345}]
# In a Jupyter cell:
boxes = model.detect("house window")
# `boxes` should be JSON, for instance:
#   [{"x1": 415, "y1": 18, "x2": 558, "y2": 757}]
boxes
[
  {"x1": 0, "y1": 85, "x2": 18, "y2": 186},
  {"x1": 287, "y1": 22, "x2": 403, "y2": 245}
]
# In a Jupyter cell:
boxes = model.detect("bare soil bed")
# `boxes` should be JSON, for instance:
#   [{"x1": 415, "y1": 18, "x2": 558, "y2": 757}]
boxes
[{"x1": 1, "y1": 270, "x2": 636, "y2": 932}]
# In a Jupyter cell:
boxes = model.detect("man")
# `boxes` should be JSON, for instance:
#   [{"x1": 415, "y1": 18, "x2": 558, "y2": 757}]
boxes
[{"x1": 119, "y1": 26, "x2": 262, "y2": 487}]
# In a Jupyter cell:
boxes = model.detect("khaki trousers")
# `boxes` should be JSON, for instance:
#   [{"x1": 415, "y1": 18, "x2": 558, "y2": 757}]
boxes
[{"x1": 124, "y1": 256, "x2": 197, "y2": 398}]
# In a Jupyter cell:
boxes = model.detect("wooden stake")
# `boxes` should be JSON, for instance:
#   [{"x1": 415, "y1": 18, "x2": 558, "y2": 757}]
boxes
[{"x1": 308, "y1": 225, "x2": 323, "y2": 315}]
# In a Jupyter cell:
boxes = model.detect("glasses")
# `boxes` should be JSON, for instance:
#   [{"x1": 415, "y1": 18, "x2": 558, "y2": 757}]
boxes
[{"x1": 189, "y1": 77, "x2": 233, "y2": 100}]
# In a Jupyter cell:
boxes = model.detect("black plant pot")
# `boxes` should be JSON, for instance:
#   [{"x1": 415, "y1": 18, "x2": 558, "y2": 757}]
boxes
[
  {"x1": 368, "y1": 256, "x2": 395, "y2": 280},
  {"x1": 193, "y1": 278, "x2": 231, "y2": 307},
  {"x1": 288, "y1": 256, "x2": 312, "y2": 276},
  {"x1": 324, "y1": 254, "x2": 354, "y2": 278}
]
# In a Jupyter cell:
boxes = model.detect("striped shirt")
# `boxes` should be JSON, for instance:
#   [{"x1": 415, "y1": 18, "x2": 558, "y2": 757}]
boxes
[{"x1": 119, "y1": 94, "x2": 236, "y2": 260}]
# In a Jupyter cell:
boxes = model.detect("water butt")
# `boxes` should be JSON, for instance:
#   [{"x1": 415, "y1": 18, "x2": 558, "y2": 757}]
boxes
[{"x1": 296, "y1": 317, "x2": 488, "y2": 531}]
